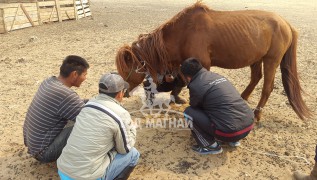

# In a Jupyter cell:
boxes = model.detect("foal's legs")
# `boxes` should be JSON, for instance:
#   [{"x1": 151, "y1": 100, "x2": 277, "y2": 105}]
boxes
[{"x1": 241, "y1": 61, "x2": 263, "y2": 101}]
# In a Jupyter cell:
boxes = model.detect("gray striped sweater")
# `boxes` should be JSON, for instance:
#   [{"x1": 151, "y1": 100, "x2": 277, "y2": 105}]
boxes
[{"x1": 23, "y1": 76, "x2": 85, "y2": 156}]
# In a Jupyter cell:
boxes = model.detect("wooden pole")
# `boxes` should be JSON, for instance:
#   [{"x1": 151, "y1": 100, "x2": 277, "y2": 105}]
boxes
[
  {"x1": 65, "y1": 10, "x2": 70, "y2": 20},
  {"x1": 49, "y1": 6, "x2": 55, "y2": 22},
  {"x1": 73, "y1": 0, "x2": 78, "y2": 20},
  {"x1": 54, "y1": 0, "x2": 62, "y2": 22},
  {"x1": 1, "y1": 9, "x2": 8, "y2": 33},
  {"x1": 21, "y1": 4, "x2": 35, "y2": 27},
  {"x1": 36, "y1": 1, "x2": 42, "y2": 25},
  {"x1": 10, "y1": 5, "x2": 20, "y2": 31},
  {"x1": 79, "y1": 0, "x2": 86, "y2": 17}
]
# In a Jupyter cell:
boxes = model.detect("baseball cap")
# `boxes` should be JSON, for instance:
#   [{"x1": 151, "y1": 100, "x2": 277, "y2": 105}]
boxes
[{"x1": 99, "y1": 73, "x2": 129, "y2": 93}]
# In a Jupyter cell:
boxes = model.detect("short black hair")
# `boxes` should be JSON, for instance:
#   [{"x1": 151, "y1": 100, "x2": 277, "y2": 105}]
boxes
[
  {"x1": 60, "y1": 55, "x2": 89, "y2": 78},
  {"x1": 180, "y1": 57, "x2": 203, "y2": 78}
]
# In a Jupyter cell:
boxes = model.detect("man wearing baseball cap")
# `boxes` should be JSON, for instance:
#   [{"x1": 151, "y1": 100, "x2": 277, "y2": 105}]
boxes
[{"x1": 57, "y1": 72, "x2": 139, "y2": 180}]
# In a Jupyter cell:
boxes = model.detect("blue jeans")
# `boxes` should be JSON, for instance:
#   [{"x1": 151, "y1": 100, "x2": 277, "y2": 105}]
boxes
[
  {"x1": 58, "y1": 148, "x2": 140, "y2": 180},
  {"x1": 103, "y1": 147, "x2": 140, "y2": 180}
]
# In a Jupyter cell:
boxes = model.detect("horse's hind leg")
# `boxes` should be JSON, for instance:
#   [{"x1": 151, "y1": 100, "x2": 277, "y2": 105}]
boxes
[
  {"x1": 241, "y1": 61, "x2": 263, "y2": 101},
  {"x1": 255, "y1": 57, "x2": 281, "y2": 121}
]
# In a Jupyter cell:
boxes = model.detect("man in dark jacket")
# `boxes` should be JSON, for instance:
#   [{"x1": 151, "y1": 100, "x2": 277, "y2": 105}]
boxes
[{"x1": 181, "y1": 57, "x2": 254, "y2": 155}]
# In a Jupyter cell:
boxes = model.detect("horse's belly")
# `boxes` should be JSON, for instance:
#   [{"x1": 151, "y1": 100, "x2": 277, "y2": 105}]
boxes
[{"x1": 211, "y1": 57, "x2": 257, "y2": 69}]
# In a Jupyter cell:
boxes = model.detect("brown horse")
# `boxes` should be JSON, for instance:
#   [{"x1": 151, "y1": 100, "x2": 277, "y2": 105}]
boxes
[{"x1": 116, "y1": 2, "x2": 312, "y2": 121}]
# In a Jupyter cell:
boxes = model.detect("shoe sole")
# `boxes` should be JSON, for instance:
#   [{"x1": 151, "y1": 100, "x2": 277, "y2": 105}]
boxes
[
  {"x1": 218, "y1": 141, "x2": 241, "y2": 147},
  {"x1": 194, "y1": 148, "x2": 223, "y2": 155},
  {"x1": 228, "y1": 142, "x2": 241, "y2": 147}
]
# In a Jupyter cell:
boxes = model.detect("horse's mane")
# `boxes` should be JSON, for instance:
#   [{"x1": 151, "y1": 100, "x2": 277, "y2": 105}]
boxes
[
  {"x1": 116, "y1": 1, "x2": 210, "y2": 82},
  {"x1": 159, "y1": 1, "x2": 210, "y2": 29}
]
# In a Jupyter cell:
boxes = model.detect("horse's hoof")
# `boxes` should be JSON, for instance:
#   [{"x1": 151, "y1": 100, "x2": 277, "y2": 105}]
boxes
[
  {"x1": 253, "y1": 110, "x2": 262, "y2": 122},
  {"x1": 255, "y1": 121, "x2": 263, "y2": 128}
]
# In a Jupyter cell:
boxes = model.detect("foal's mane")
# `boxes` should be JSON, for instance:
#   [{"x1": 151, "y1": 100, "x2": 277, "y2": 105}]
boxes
[{"x1": 116, "y1": 1, "x2": 210, "y2": 82}]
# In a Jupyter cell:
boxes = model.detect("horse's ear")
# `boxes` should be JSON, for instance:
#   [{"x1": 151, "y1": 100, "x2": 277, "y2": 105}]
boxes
[{"x1": 123, "y1": 48, "x2": 132, "y2": 63}]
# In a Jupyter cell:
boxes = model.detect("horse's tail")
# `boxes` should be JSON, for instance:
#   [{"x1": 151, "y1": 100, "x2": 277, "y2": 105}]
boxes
[{"x1": 280, "y1": 27, "x2": 312, "y2": 120}]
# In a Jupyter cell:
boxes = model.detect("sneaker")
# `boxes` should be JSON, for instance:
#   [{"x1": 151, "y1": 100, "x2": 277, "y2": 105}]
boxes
[
  {"x1": 191, "y1": 144, "x2": 223, "y2": 155},
  {"x1": 217, "y1": 140, "x2": 241, "y2": 147},
  {"x1": 228, "y1": 141, "x2": 241, "y2": 147}
]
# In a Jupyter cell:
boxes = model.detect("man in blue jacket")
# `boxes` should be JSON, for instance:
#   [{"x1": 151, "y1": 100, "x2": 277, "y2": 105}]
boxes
[{"x1": 181, "y1": 57, "x2": 254, "y2": 155}]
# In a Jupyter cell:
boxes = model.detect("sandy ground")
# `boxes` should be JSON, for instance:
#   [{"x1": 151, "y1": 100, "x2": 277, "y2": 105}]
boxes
[{"x1": 0, "y1": 0, "x2": 317, "y2": 179}]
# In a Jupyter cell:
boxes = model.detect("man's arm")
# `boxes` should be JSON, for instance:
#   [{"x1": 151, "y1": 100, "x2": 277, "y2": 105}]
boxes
[
  {"x1": 189, "y1": 89, "x2": 201, "y2": 107},
  {"x1": 57, "y1": 92, "x2": 85, "y2": 121},
  {"x1": 114, "y1": 112, "x2": 136, "y2": 154}
]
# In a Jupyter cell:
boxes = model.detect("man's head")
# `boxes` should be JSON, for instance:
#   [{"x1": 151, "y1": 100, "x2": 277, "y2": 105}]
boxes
[
  {"x1": 180, "y1": 57, "x2": 203, "y2": 82},
  {"x1": 59, "y1": 55, "x2": 89, "y2": 87},
  {"x1": 99, "y1": 72, "x2": 129, "y2": 102}
]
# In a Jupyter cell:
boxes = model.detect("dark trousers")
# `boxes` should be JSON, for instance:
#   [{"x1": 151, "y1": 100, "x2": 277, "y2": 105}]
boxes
[
  {"x1": 184, "y1": 106, "x2": 251, "y2": 147},
  {"x1": 35, "y1": 126, "x2": 73, "y2": 163}
]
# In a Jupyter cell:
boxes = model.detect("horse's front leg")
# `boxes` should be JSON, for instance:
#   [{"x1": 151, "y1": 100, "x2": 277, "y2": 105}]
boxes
[
  {"x1": 171, "y1": 85, "x2": 186, "y2": 104},
  {"x1": 170, "y1": 77, "x2": 187, "y2": 104}
]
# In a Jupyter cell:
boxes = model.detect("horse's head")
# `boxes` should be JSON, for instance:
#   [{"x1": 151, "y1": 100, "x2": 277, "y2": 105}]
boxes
[
  {"x1": 116, "y1": 45, "x2": 146, "y2": 95},
  {"x1": 116, "y1": 30, "x2": 171, "y2": 97}
]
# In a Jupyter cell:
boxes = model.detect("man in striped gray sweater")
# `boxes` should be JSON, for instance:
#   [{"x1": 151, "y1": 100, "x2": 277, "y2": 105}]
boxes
[{"x1": 23, "y1": 55, "x2": 89, "y2": 163}]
